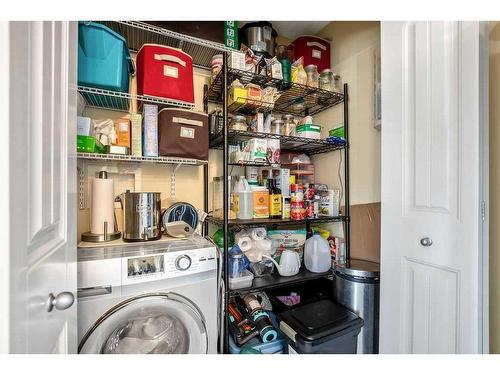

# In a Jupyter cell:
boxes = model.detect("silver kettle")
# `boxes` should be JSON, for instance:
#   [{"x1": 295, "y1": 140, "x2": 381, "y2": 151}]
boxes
[{"x1": 118, "y1": 191, "x2": 162, "y2": 242}]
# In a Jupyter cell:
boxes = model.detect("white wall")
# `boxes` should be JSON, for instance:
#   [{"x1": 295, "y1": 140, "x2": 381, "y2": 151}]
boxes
[{"x1": 313, "y1": 22, "x2": 381, "y2": 205}]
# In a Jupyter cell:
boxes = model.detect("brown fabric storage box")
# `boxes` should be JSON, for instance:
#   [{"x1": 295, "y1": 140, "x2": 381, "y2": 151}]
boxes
[{"x1": 158, "y1": 108, "x2": 209, "y2": 160}]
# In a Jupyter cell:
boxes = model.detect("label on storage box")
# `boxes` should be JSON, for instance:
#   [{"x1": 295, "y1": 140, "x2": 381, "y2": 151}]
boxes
[
  {"x1": 164, "y1": 65, "x2": 178, "y2": 78},
  {"x1": 180, "y1": 126, "x2": 195, "y2": 139}
]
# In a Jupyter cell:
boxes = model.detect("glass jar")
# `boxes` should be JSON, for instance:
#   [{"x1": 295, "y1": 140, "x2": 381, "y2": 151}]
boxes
[
  {"x1": 305, "y1": 64, "x2": 319, "y2": 88},
  {"x1": 319, "y1": 69, "x2": 334, "y2": 91},
  {"x1": 271, "y1": 119, "x2": 283, "y2": 135},
  {"x1": 281, "y1": 114, "x2": 296, "y2": 136},
  {"x1": 333, "y1": 74, "x2": 342, "y2": 92},
  {"x1": 230, "y1": 115, "x2": 248, "y2": 131},
  {"x1": 228, "y1": 252, "x2": 245, "y2": 278}
]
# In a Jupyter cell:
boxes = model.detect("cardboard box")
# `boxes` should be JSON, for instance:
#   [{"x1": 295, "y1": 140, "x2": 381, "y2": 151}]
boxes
[
  {"x1": 130, "y1": 113, "x2": 142, "y2": 157},
  {"x1": 142, "y1": 104, "x2": 158, "y2": 157},
  {"x1": 77, "y1": 116, "x2": 92, "y2": 136},
  {"x1": 228, "y1": 87, "x2": 248, "y2": 108},
  {"x1": 228, "y1": 50, "x2": 246, "y2": 71},
  {"x1": 279, "y1": 169, "x2": 291, "y2": 197},
  {"x1": 114, "y1": 118, "x2": 131, "y2": 148}
]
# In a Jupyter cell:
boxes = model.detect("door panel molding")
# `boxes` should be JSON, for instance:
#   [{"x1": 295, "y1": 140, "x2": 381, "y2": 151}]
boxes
[{"x1": 402, "y1": 21, "x2": 461, "y2": 219}]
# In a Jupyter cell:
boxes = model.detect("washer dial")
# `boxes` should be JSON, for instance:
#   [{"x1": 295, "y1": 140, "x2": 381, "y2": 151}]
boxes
[{"x1": 175, "y1": 255, "x2": 192, "y2": 271}]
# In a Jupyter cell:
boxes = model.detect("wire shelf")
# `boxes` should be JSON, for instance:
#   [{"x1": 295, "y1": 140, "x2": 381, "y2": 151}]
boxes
[
  {"x1": 99, "y1": 21, "x2": 231, "y2": 69},
  {"x1": 207, "y1": 68, "x2": 345, "y2": 116},
  {"x1": 206, "y1": 215, "x2": 347, "y2": 230},
  {"x1": 78, "y1": 86, "x2": 195, "y2": 112},
  {"x1": 210, "y1": 129, "x2": 346, "y2": 155},
  {"x1": 77, "y1": 152, "x2": 207, "y2": 166}
]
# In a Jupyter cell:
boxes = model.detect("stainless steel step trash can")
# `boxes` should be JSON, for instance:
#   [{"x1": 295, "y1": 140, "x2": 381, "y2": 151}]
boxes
[{"x1": 333, "y1": 259, "x2": 380, "y2": 354}]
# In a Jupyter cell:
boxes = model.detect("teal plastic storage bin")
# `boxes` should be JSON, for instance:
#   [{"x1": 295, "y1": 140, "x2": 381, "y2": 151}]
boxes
[
  {"x1": 78, "y1": 22, "x2": 133, "y2": 93},
  {"x1": 228, "y1": 333, "x2": 287, "y2": 354}
]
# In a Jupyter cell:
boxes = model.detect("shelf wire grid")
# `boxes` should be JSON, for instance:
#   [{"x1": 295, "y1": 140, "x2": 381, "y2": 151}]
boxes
[
  {"x1": 207, "y1": 68, "x2": 344, "y2": 116},
  {"x1": 99, "y1": 21, "x2": 232, "y2": 69},
  {"x1": 77, "y1": 86, "x2": 196, "y2": 112},
  {"x1": 77, "y1": 152, "x2": 207, "y2": 166}
]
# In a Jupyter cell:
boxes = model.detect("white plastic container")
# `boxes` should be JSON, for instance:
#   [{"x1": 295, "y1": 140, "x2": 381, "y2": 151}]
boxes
[
  {"x1": 229, "y1": 269, "x2": 254, "y2": 290},
  {"x1": 304, "y1": 234, "x2": 331, "y2": 273},
  {"x1": 237, "y1": 177, "x2": 253, "y2": 220}
]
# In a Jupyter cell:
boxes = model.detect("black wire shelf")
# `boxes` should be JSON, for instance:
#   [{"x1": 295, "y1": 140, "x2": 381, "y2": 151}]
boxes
[
  {"x1": 229, "y1": 268, "x2": 332, "y2": 293},
  {"x1": 207, "y1": 68, "x2": 344, "y2": 116},
  {"x1": 210, "y1": 129, "x2": 346, "y2": 156},
  {"x1": 206, "y1": 215, "x2": 346, "y2": 230}
]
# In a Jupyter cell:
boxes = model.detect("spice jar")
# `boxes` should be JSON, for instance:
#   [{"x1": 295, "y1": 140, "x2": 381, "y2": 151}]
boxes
[
  {"x1": 281, "y1": 114, "x2": 296, "y2": 136},
  {"x1": 305, "y1": 64, "x2": 319, "y2": 88},
  {"x1": 271, "y1": 119, "x2": 283, "y2": 135},
  {"x1": 333, "y1": 74, "x2": 342, "y2": 92},
  {"x1": 230, "y1": 115, "x2": 248, "y2": 131},
  {"x1": 319, "y1": 69, "x2": 334, "y2": 91}
]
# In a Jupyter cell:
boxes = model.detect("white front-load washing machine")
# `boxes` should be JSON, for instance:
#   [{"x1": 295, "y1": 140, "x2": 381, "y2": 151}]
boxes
[{"x1": 77, "y1": 235, "x2": 218, "y2": 354}]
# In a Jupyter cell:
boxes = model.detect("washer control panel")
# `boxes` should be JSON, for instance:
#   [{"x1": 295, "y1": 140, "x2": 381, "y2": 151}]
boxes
[
  {"x1": 175, "y1": 255, "x2": 192, "y2": 271},
  {"x1": 122, "y1": 245, "x2": 216, "y2": 285}
]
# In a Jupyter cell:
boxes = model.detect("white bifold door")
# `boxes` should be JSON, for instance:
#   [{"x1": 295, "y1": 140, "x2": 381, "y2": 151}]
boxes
[
  {"x1": 0, "y1": 21, "x2": 78, "y2": 353},
  {"x1": 380, "y1": 21, "x2": 489, "y2": 353}
]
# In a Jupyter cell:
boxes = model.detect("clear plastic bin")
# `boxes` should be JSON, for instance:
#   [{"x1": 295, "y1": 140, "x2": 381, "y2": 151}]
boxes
[{"x1": 228, "y1": 269, "x2": 254, "y2": 290}]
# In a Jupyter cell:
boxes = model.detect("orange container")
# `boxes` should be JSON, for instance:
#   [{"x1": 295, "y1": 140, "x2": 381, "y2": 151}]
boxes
[
  {"x1": 252, "y1": 187, "x2": 269, "y2": 219},
  {"x1": 114, "y1": 117, "x2": 131, "y2": 148}
]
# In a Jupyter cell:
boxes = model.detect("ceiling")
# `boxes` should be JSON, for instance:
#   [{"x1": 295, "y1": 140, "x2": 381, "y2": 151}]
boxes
[{"x1": 239, "y1": 21, "x2": 331, "y2": 41}]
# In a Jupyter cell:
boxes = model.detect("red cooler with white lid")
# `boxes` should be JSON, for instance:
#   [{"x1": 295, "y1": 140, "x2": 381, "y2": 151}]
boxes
[
  {"x1": 292, "y1": 36, "x2": 331, "y2": 73},
  {"x1": 136, "y1": 44, "x2": 195, "y2": 104}
]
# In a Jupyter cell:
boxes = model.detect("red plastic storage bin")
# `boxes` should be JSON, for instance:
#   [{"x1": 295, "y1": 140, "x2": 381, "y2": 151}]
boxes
[
  {"x1": 136, "y1": 44, "x2": 195, "y2": 104},
  {"x1": 292, "y1": 36, "x2": 331, "y2": 73}
]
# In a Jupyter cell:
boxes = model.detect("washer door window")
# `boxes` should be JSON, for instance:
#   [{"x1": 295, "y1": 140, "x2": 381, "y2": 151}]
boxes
[{"x1": 79, "y1": 293, "x2": 208, "y2": 354}]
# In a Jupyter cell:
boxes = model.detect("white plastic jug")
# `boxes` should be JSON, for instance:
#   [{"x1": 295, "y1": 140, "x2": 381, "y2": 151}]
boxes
[
  {"x1": 304, "y1": 234, "x2": 331, "y2": 273},
  {"x1": 237, "y1": 176, "x2": 253, "y2": 220}
]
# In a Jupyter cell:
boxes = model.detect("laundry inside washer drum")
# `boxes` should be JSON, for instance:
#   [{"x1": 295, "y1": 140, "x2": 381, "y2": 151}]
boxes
[{"x1": 101, "y1": 312, "x2": 189, "y2": 354}]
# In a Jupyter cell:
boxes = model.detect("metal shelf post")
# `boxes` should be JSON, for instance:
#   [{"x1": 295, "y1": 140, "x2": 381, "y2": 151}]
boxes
[{"x1": 344, "y1": 83, "x2": 351, "y2": 267}]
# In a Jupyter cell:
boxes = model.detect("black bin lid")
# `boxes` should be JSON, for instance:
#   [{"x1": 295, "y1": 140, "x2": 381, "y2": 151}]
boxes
[{"x1": 279, "y1": 299, "x2": 363, "y2": 342}]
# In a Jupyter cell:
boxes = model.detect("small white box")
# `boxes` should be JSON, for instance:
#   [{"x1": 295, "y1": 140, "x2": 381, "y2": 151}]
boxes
[
  {"x1": 248, "y1": 138, "x2": 267, "y2": 162},
  {"x1": 130, "y1": 113, "x2": 142, "y2": 157},
  {"x1": 142, "y1": 104, "x2": 158, "y2": 157},
  {"x1": 279, "y1": 168, "x2": 291, "y2": 197},
  {"x1": 77, "y1": 116, "x2": 92, "y2": 136},
  {"x1": 228, "y1": 50, "x2": 246, "y2": 71}
]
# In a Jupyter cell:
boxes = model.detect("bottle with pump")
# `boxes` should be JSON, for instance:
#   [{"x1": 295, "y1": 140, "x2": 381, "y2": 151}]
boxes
[{"x1": 268, "y1": 178, "x2": 282, "y2": 219}]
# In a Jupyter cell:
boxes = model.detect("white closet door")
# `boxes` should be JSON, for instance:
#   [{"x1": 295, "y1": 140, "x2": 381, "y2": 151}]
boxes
[
  {"x1": 380, "y1": 21, "x2": 488, "y2": 353},
  {"x1": 0, "y1": 21, "x2": 78, "y2": 353}
]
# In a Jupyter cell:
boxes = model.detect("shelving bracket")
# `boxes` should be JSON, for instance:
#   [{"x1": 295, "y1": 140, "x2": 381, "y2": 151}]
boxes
[{"x1": 170, "y1": 163, "x2": 182, "y2": 198}]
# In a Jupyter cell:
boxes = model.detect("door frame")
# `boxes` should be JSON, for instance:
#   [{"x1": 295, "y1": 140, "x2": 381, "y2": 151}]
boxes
[{"x1": 479, "y1": 21, "x2": 489, "y2": 354}]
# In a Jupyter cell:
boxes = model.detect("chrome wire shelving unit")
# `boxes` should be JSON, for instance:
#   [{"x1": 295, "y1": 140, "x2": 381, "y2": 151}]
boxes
[{"x1": 202, "y1": 49, "x2": 351, "y2": 352}]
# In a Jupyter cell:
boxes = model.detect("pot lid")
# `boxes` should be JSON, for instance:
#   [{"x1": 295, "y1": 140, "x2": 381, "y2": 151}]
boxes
[{"x1": 334, "y1": 258, "x2": 380, "y2": 279}]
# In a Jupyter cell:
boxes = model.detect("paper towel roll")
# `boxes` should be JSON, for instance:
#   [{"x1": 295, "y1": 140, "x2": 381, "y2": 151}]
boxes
[
  {"x1": 90, "y1": 177, "x2": 115, "y2": 235},
  {"x1": 249, "y1": 227, "x2": 267, "y2": 241},
  {"x1": 236, "y1": 236, "x2": 252, "y2": 252}
]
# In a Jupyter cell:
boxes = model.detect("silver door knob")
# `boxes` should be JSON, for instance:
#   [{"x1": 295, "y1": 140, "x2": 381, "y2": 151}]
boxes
[
  {"x1": 46, "y1": 291, "x2": 75, "y2": 312},
  {"x1": 420, "y1": 237, "x2": 433, "y2": 247}
]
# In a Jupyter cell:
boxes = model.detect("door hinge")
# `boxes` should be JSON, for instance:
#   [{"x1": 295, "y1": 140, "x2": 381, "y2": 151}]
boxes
[{"x1": 481, "y1": 201, "x2": 486, "y2": 221}]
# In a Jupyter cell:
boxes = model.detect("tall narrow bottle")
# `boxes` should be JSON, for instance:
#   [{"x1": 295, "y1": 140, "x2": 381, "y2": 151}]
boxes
[{"x1": 268, "y1": 178, "x2": 282, "y2": 219}]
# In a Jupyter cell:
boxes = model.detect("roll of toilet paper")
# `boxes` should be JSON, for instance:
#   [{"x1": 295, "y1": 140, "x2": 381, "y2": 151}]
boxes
[
  {"x1": 90, "y1": 177, "x2": 115, "y2": 235},
  {"x1": 254, "y1": 238, "x2": 273, "y2": 254},
  {"x1": 236, "y1": 236, "x2": 252, "y2": 252},
  {"x1": 249, "y1": 227, "x2": 267, "y2": 241}
]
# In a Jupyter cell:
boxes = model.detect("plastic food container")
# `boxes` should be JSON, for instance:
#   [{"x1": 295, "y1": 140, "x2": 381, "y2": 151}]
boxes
[
  {"x1": 228, "y1": 269, "x2": 254, "y2": 290},
  {"x1": 77, "y1": 135, "x2": 105, "y2": 153}
]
